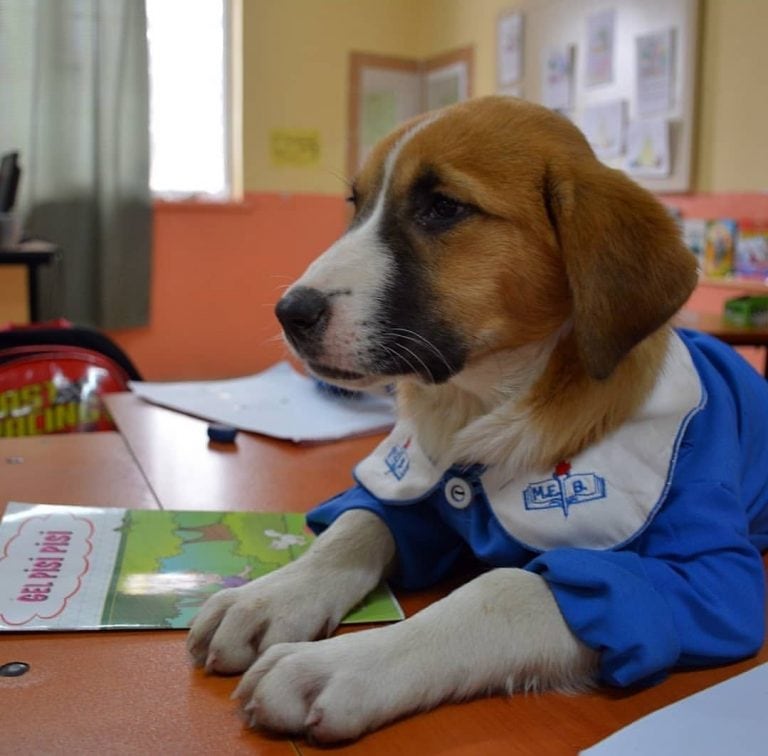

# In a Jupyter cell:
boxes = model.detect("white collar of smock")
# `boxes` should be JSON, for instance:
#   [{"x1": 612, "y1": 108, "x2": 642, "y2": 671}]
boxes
[{"x1": 355, "y1": 332, "x2": 705, "y2": 551}]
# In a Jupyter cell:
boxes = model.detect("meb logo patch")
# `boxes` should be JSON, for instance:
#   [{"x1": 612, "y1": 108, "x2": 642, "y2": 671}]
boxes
[
  {"x1": 385, "y1": 437, "x2": 412, "y2": 480},
  {"x1": 523, "y1": 461, "x2": 606, "y2": 517}
]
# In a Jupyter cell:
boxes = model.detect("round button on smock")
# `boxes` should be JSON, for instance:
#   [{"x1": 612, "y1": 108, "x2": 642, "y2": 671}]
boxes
[{"x1": 444, "y1": 477, "x2": 473, "y2": 509}]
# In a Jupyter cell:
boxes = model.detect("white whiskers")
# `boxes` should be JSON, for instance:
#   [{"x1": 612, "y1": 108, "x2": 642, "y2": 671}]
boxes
[{"x1": 389, "y1": 328, "x2": 454, "y2": 377}]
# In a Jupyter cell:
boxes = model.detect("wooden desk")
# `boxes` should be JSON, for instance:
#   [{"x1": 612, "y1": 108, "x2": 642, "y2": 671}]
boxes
[
  {"x1": 0, "y1": 240, "x2": 59, "y2": 322},
  {"x1": 0, "y1": 432, "x2": 158, "y2": 509},
  {"x1": 105, "y1": 392, "x2": 380, "y2": 512},
  {"x1": 678, "y1": 309, "x2": 768, "y2": 377},
  {"x1": 2, "y1": 398, "x2": 768, "y2": 755}
]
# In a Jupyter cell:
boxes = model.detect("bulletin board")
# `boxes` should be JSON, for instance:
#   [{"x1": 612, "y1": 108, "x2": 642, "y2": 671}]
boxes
[
  {"x1": 501, "y1": 0, "x2": 700, "y2": 193},
  {"x1": 347, "y1": 48, "x2": 474, "y2": 178},
  {"x1": 347, "y1": 53, "x2": 422, "y2": 178}
]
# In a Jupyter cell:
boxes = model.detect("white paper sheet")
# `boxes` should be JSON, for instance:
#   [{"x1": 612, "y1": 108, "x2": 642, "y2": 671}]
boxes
[
  {"x1": 585, "y1": 8, "x2": 615, "y2": 87},
  {"x1": 626, "y1": 118, "x2": 671, "y2": 178},
  {"x1": 497, "y1": 11, "x2": 524, "y2": 86},
  {"x1": 581, "y1": 100, "x2": 627, "y2": 160},
  {"x1": 581, "y1": 663, "x2": 768, "y2": 755},
  {"x1": 130, "y1": 361, "x2": 395, "y2": 443},
  {"x1": 542, "y1": 44, "x2": 575, "y2": 111},
  {"x1": 636, "y1": 28, "x2": 676, "y2": 117}
]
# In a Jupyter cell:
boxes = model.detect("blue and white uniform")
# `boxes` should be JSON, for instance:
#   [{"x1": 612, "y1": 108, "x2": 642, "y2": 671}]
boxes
[{"x1": 307, "y1": 330, "x2": 768, "y2": 688}]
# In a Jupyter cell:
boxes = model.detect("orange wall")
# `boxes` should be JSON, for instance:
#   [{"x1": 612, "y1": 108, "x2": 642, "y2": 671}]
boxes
[
  {"x1": 661, "y1": 193, "x2": 768, "y2": 224},
  {"x1": 107, "y1": 193, "x2": 347, "y2": 381}
]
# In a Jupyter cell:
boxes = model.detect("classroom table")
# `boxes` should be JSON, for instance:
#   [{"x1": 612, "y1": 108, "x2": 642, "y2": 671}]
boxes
[
  {"x1": 1, "y1": 394, "x2": 767, "y2": 755},
  {"x1": 678, "y1": 308, "x2": 768, "y2": 377},
  {"x1": 0, "y1": 240, "x2": 59, "y2": 322}
]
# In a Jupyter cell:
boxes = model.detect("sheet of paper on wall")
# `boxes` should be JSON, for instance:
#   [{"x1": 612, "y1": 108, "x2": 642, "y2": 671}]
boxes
[
  {"x1": 580, "y1": 662, "x2": 768, "y2": 755},
  {"x1": 625, "y1": 118, "x2": 671, "y2": 178},
  {"x1": 585, "y1": 8, "x2": 616, "y2": 87},
  {"x1": 581, "y1": 100, "x2": 627, "y2": 161},
  {"x1": 497, "y1": 11, "x2": 524, "y2": 87},
  {"x1": 541, "y1": 44, "x2": 575, "y2": 112},
  {"x1": 129, "y1": 361, "x2": 395, "y2": 442},
  {"x1": 636, "y1": 28, "x2": 676, "y2": 117},
  {"x1": 269, "y1": 128, "x2": 321, "y2": 167}
]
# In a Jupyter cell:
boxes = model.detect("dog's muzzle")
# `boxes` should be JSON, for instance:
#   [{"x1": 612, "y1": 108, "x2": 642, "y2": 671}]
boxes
[
  {"x1": 276, "y1": 283, "x2": 467, "y2": 384},
  {"x1": 275, "y1": 286, "x2": 368, "y2": 381},
  {"x1": 275, "y1": 286, "x2": 329, "y2": 350}
]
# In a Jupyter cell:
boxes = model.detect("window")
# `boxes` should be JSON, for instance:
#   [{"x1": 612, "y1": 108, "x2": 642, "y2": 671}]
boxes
[{"x1": 146, "y1": 0, "x2": 241, "y2": 200}]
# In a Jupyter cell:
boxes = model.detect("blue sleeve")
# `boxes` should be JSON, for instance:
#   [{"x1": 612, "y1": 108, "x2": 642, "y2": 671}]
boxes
[
  {"x1": 306, "y1": 484, "x2": 470, "y2": 591},
  {"x1": 527, "y1": 481, "x2": 766, "y2": 687}
]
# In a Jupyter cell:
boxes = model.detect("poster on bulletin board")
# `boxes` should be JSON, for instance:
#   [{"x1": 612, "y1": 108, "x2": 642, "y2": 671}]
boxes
[{"x1": 499, "y1": 0, "x2": 699, "y2": 193}]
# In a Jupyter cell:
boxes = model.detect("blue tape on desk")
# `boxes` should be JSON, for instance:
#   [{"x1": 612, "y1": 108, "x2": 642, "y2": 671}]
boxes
[{"x1": 207, "y1": 424, "x2": 238, "y2": 443}]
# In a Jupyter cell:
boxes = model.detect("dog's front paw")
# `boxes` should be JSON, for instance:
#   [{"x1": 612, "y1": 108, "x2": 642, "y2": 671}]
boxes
[
  {"x1": 233, "y1": 631, "x2": 406, "y2": 743},
  {"x1": 187, "y1": 510, "x2": 395, "y2": 677},
  {"x1": 187, "y1": 570, "x2": 342, "y2": 675}
]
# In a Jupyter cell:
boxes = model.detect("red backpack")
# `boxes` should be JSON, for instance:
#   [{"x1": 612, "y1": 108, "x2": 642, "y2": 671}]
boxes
[{"x1": 0, "y1": 320, "x2": 142, "y2": 437}]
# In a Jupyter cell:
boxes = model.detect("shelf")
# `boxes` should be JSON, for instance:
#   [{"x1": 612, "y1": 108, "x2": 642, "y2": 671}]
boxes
[{"x1": 698, "y1": 276, "x2": 768, "y2": 293}]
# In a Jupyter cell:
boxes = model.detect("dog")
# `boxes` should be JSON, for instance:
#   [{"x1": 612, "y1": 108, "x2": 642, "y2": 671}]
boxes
[{"x1": 188, "y1": 96, "x2": 768, "y2": 743}]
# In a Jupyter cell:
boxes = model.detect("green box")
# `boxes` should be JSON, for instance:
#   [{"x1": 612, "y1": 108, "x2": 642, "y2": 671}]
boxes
[{"x1": 724, "y1": 296, "x2": 768, "y2": 327}]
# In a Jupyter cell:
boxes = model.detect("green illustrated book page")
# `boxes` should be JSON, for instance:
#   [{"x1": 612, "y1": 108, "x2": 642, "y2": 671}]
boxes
[{"x1": 0, "y1": 503, "x2": 404, "y2": 631}]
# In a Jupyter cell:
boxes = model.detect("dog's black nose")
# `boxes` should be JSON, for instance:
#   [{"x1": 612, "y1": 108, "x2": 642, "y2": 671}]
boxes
[{"x1": 275, "y1": 286, "x2": 329, "y2": 340}]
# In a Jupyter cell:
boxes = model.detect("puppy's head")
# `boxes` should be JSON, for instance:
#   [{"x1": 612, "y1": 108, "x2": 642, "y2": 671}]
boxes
[{"x1": 276, "y1": 96, "x2": 696, "y2": 388}]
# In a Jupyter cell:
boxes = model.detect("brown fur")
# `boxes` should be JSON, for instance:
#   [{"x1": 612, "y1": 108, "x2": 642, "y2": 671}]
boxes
[{"x1": 370, "y1": 96, "x2": 697, "y2": 469}]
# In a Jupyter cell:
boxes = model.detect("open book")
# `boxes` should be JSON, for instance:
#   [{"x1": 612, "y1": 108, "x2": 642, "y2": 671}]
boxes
[{"x1": 0, "y1": 502, "x2": 403, "y2": 631}]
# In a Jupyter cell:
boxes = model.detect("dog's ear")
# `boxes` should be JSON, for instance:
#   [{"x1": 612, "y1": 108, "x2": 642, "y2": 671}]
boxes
[{"x1": 544, "y1": 159, "x2": 698, "y2": 380}]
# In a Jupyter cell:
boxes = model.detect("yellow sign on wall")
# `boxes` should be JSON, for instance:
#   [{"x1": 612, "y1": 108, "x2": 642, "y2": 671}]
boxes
[{"x1": 269, "y1": 129, "x2": 321, "y2": 167}]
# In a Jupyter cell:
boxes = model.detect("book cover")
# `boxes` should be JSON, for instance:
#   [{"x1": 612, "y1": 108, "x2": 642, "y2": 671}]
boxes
[
  {"x1": 703, "y1": 219, "x2": 738, "y2": 278},
  {"x1": 0, "y1": 503, "x2": 404, "y2": 631},
  {"x1": 681, "y1": 218, "x2": 708, "y2": 265},
  {"x1": 735, "y1": 221, "x2": 768, "y2": 279}
]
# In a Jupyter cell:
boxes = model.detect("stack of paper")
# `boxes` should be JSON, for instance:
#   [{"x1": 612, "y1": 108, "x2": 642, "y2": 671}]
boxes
[{"x1": 130, "y1": 361, "x2": 395, "y2": 442}]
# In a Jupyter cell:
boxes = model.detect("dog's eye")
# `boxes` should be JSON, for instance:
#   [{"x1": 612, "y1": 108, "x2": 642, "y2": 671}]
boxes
[
  {"x1": 431, "y1": 194, "x2": 462, "y2": 218},
  {"x1": 417, "y1": 192, "x2": 472, "y2": 231},
  {"x1": 345, "y1": 188, "x2": 358, "y2": 207}
]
